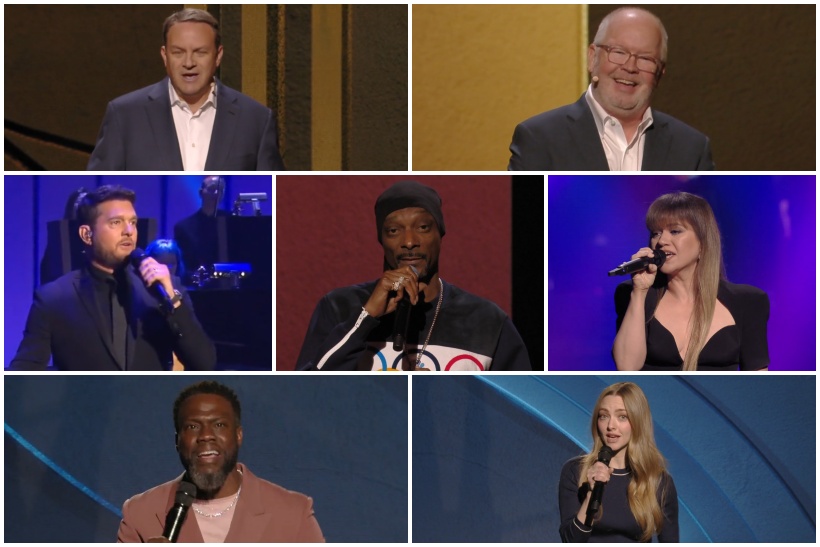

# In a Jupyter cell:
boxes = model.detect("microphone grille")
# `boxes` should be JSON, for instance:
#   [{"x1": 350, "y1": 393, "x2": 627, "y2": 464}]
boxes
[
  {"x1": 653, "y1": 251, "x2": 667, "y2": 268},
  {"x1": 129, "y1": 248, "x2": 147, "y2": 267},
  {"x1": 175, "y1": 481, "x2": 197, "y2": 507},
  {"x1": 597, "y1": 445, "x2": 615, "y2": 465}
]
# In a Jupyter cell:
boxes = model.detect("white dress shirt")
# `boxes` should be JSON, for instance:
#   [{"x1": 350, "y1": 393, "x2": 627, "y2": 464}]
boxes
[
  {"x1": 169, "y1": 81, "x2": 218, "y2": 171},
  {"x1": 585, "y1": 85, "x2": 654, "y2": 171}
]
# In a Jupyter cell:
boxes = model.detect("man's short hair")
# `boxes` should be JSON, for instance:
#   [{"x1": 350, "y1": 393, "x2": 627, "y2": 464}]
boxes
[
  {"x1": 173, "y1": 381, "x2": 242, "y2": 433},
  {"x1": 76, "y1": 185, "x2": 137, "y2": 227},
  {"x1": 163, "y1": 8, "x2": 221, "y2": 49}
]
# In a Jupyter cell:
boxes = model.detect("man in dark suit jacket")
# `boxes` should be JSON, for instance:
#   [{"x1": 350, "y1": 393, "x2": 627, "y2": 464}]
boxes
[
  {"x1": 9, "y1": 186, "x2": 216, "y2": 371},
  {"x1": 509, "y1": 7, "x2": 714, "y2": 172},
  {"x1": 117, "y1": 381, "x2": 325, "y2": 542},
  {"x1": 87, "y1": 8, "x2": 284, "y2": 171}
]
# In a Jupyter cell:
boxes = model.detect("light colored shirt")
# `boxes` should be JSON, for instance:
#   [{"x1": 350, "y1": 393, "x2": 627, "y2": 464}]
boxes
[
  {"x1": 192, "y1": 493, "x2": 238, "y2": 543},
  {"x1": 169, "y1": 81, "x2": 217, "y2": 171},
  {"x1": 585, "y1": 85, "x2": 653, "y2": 171}
]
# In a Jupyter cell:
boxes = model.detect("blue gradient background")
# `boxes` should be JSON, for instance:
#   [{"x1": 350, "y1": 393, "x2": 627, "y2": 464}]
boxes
[
  {"x1": 413, "y1": 374, "x2": 815, "y2": 543},
  {"x1": 4, "y1": 375, "x2": 408, "y2": 543},
  {"x1": 547, "y1": 175, "x2": 816, "y2": 371}
]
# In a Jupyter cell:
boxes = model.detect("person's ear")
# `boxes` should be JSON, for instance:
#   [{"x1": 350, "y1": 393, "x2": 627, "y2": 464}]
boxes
[
  {"x1": 587, "y1": 44, "x2": 598, "y2": 79},
  {"x1": 79, "y1": 225, "x2": 93, "y2": 245}
]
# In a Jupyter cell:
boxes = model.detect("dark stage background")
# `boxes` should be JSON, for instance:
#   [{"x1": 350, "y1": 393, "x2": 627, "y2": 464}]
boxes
[
  {"x1": 4, "y1": 375, "x2": 408, "y2": 543},
  {"x1": 3, "y1": 174, "x2": 272, "y2": 370},
  {"x1": 413, "y1": 375, "x2": 816, "y2": 543},
  {"x1": 4, "y1": 5, "x2": 407, "y2": 171},
  {"x1": 547, "y1": 175, "x2": 816, "y2": 371},
  {"x1": 276, "y1": 175, "x2": 544, "y2": 370}
]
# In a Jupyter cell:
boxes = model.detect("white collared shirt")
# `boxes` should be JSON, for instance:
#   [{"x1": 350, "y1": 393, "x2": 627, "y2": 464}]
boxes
[
  {"x1": 585, "y1": 84, "x2": 653, "y2": 171},
  {"x1": 169, "y1": 81, "x2": 217, "y2": 171}
]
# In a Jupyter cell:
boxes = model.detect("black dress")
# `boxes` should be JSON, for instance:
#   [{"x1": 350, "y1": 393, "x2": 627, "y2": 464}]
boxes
[{"x1": 614, "y1": 279, "x2": 770, "y2": 371}]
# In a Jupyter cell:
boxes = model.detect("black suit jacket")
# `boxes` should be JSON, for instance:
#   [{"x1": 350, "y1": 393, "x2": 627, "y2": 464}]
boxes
[
  {"x1": 508, "y1": 94, "x2": 715, "y2": 171},
  {"x1": 9, "y1": 266, "x2": 217, "y2": 371},
  {"x1": 87, "y1": 78, "x2": 284, "y2": 171}
]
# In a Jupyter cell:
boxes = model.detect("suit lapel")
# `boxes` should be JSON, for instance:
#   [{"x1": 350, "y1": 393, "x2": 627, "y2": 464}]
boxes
[
  {"x1": 205, "y1": 81, "x2": 240, "y2": 170},
  {"x1": 224, "y1": 465, "x2": 269, "y2": 542},
  {"x1": 158, "y1": 475, "x2": 205, "y2": 543},
  {"x1": 569, "y1": 97, "x2": 610, "y2": 170},
  {"x1": 642, "y1": 115, "x2": 670, "y2": 171},
  {"x1": 124, "y1": 267, "x2": 145, "y2": 370},
  {"x1": 145, "y1": 79, "x2": 185, "y2": 170}
]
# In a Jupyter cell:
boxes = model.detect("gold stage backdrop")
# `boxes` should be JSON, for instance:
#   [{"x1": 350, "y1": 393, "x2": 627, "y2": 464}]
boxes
[
  {"x1": 413, "y1": 4, "x2": 815, "y2": 171},
  {"x1": 5, "y1": 4, "x2": 408, "y2": 171},
  {"x1": 413, "y1": 5, "x2": 586, "y2": 171}
]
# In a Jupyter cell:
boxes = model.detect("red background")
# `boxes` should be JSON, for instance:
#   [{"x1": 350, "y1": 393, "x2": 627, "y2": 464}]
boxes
[{"x1": 276, "y1": 174, "x2": 513, "y2": 369}]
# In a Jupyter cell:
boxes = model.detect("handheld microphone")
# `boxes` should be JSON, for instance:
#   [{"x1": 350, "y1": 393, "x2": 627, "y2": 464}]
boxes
[
  {"x1": 163, "y1": 481, "x2": 196, "y2": 542},
  {"x1": 130, "y1": 248, "x2": 171, "y2": 301},
  {"x1": 393, "y1": 296, "x2": 412, "y2": 352},
  {"x1": 608, "y1": 251, "x2": 666, "y2": 277},
  {"x1": 585, "y1": 445, "x2": 614, "y2": 526},
  {"x1": 392, "y1": 266, "x2": 419, "y2": 352}
]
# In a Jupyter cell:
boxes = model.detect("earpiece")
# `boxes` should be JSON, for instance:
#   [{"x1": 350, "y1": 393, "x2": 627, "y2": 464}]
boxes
[
  {"x1": 79, "y1": 226, "x2": 93, "y2": 245},
  {"x1": 592, "y1": 76, "x2": 600, "y2": 83}
]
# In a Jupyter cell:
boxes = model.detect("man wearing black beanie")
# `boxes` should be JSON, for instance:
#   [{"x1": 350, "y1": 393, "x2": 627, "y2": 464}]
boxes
[{"x1": 296, "y1": 180, "x2": 531, "y2": 371}]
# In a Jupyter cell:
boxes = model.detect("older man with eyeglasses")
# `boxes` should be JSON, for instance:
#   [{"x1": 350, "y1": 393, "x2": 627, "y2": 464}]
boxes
[{"x1": 508, "y1": 7, "x2": 714, "y2": 171}]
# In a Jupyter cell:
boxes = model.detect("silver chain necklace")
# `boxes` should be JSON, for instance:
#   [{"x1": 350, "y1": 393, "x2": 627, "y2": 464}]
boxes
[
  {"x1": 192, "y1": 469, "x2": 243, "y2": 518},
  {"x1": 412, "y1": 278, "x2": 444, "y2": 370}
]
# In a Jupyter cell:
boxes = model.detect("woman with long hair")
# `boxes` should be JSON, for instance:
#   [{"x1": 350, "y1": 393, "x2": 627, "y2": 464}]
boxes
[
  {"x1": 613, "y1": 192, "x2": 769, "y2": 371},
  {"x1": 558, "y1": 382, "x2": 678, "y2": 542}
]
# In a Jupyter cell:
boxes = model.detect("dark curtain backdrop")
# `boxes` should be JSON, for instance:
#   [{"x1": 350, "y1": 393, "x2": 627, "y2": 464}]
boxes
[
  {"x1": 413, "y1": 375, "x2": 816, "y2": 542},
  {"x1": 4, "y1": 4, "x2": 407, "y2": 171},
  {"x1": 5, "y1": 375, "x2": 408, "y2": 543}
]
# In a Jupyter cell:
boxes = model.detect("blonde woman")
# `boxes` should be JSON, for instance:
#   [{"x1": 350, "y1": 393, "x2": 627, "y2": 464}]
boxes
[
  {"x1": 613, "y1": 192, "x2": 769, "y2": 371},
  {"x1": 559, "y1": 382, "x2": 678, "y2": 542}
]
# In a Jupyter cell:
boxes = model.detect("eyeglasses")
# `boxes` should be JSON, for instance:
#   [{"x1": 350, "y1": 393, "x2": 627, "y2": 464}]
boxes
[{"x1": 594, "y1": 44, "x2": 663, "y2": 74}]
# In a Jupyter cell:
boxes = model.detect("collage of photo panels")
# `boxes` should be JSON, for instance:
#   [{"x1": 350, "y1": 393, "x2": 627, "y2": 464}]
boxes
[{"x1": 4, "y1": 4, "x2": 816, "y2": 545}]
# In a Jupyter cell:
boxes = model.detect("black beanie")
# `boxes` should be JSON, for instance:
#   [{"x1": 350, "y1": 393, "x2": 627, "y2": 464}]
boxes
[{"x1": 374, "y1": 180, "x2": 446, "y2": 242}]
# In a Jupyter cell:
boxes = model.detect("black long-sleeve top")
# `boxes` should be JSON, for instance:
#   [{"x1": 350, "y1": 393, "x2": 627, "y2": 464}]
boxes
[{"x1": 558, "y1": 456, "x2": 679, "y2": 542}]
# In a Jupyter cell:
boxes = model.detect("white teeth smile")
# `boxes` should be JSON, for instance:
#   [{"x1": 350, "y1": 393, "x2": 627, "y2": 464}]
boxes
[
  {"x1": 615, "y1": 79, "x2": 637, "y2": 86},
  {"x1": 198, "y1": 450, "x2": 219, "y2": 457}
]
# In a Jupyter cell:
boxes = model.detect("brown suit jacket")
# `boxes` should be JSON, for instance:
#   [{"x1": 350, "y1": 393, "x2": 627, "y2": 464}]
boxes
[{"x1": 117, "y1": 464, "x2": 324, "y2": 543}]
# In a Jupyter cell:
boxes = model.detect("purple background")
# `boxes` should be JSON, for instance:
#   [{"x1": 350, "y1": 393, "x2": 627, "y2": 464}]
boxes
[
  {"x1": 4, "y1": 174, "x2": 272, "y2": 367},
  {"x1": 547, "y1": 175, "x2": 816, "y2": 371}
]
